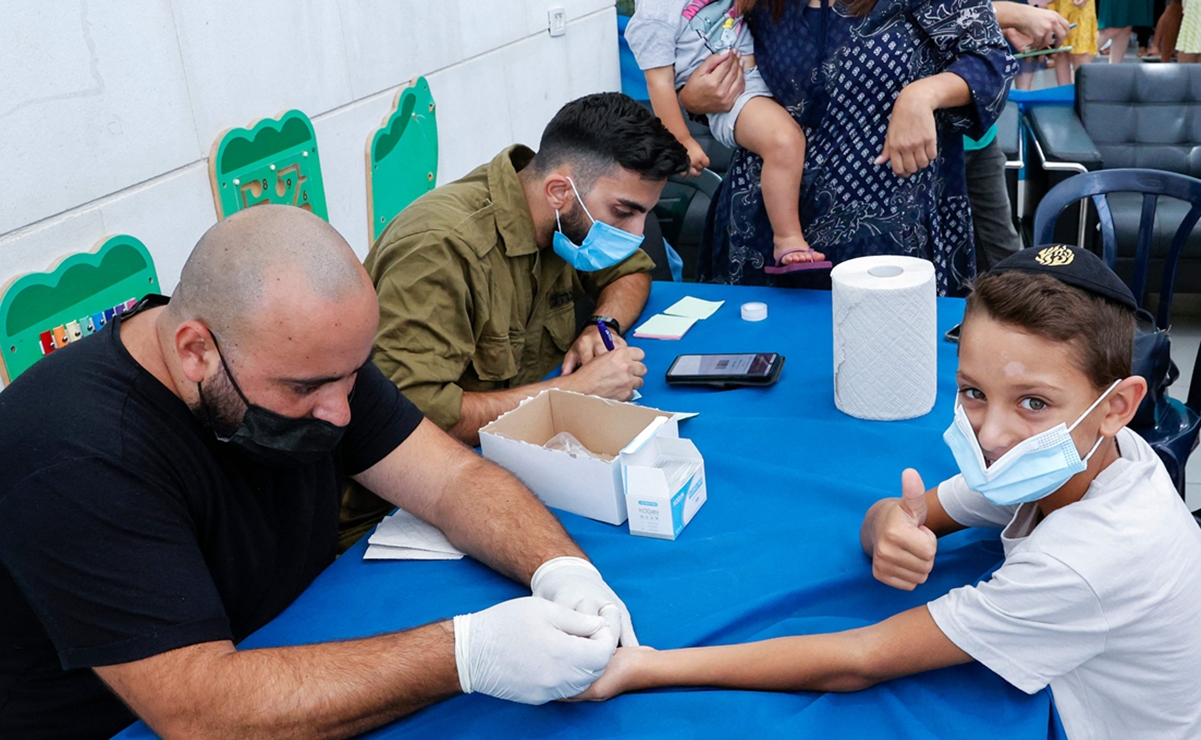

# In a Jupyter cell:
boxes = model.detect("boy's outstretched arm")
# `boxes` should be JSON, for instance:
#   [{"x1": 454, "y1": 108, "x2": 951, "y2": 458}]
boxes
[
  {"x1": 645, "y1": 66, "x2": 709, "y2": 176},
  {"x1": 860, "y1": 469, "x2": 965, "y2": 590},
  {"x1": 577, "y1": 605, "x2": 971, "y2": 700}
]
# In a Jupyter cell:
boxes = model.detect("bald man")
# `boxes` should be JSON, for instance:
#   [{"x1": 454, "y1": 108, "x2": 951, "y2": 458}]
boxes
[{"x1": 0, "y1": 206, "x2": 635, "y2": 739}]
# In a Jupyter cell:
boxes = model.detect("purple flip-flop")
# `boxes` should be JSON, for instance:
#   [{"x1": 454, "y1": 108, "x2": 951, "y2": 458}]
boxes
[{"x1": 764, "y1": 248, "x2": 833, "y2": 275}]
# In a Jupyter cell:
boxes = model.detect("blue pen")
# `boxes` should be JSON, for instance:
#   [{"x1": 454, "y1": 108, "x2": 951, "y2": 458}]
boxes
[{"x1": 595, "y1": 319, "x2": 616, "y2": 351}]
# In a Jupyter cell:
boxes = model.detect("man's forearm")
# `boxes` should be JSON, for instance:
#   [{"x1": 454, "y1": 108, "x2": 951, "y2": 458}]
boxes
[
  {"x1": 355, "y1": 418, "x2": 590, "y2": 587},
  {"x1": 594, "y1": 272, "x2": 651, "y2": 335},
  {"x1": 97, "y1": 623, "x2": 459, "y2": 740},
  {"x1": 429, "y1": 452, "x2": 587, "y2": 584},
  {"x1": 451, "y1": 360, "x2": 611, "y2": 445},
  {"x1": 450, "y1": 381, "x2": 561, "y2": 446}
]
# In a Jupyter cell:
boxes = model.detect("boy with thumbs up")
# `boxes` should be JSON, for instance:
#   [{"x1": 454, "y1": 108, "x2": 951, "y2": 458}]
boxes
[{"x1": 574, "y1": 245, "x2": 1201, "y2": 740}]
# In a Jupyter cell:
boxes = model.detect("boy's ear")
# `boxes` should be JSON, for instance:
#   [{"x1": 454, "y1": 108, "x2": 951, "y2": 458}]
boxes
[{"x1": 1100, "y1": 376, "x2": 1148, "y2": 435}]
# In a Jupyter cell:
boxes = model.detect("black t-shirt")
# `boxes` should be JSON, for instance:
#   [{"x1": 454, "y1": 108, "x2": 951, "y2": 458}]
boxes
[{"x1": 0, "y1": 299, "x2": 423, "y2": 739}]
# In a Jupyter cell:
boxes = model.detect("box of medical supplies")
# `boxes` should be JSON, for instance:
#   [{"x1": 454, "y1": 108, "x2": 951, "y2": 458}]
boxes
[
  {"x1": 621, "y1": 416, "x2": 706, "y2": 540},
  {"x1": 479, "y1": 390, "x2": 706, "y2": 533}
]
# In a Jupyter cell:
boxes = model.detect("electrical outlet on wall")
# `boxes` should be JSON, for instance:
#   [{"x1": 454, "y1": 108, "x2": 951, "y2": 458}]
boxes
[{"x1": 548, "y1": 7, "x2": 566, "y2": 36}]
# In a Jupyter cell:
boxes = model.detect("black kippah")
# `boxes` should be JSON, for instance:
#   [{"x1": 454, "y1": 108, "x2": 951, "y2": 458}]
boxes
[{"x1": 987, "y1": 244, "x2": 1138, "y2": 312}]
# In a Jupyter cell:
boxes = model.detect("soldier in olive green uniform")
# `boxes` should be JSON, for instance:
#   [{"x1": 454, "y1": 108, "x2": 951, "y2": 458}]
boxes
[{"x1": 341, "y1": 93, "x2": 690, "y2": 548}]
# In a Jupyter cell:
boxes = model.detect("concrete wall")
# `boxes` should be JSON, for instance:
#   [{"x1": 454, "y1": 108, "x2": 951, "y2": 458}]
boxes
[{"x1": 0, "y1": 0, "x2": 620, "y2": 304}]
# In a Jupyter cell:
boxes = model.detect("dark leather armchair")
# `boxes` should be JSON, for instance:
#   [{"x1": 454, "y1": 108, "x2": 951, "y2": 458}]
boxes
[{"x1": 1026, "y1": 64, "x2": 1201, "y2": 292}]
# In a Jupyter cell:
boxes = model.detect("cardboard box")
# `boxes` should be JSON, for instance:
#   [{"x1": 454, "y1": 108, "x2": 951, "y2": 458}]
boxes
[{"x1": 479, "y1": 390, "x2": 706, "y2": 534}]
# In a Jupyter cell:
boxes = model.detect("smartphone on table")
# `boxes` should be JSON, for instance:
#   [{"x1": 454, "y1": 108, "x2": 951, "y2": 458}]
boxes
[{"x1": 665, "y1": 353, "x2": 785, "y2": 388}]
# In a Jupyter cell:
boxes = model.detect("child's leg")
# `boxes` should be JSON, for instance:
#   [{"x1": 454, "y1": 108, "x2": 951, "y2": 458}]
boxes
[
  {"x1": 733, "y1": 97, "x2": 825, "y2": 265},
  {"x1": 1108, "y1": 26, "x2": 1134, "y2": 62},
  {"x1": 1053, "y1": 51, "x2": 1074, "y2": 86}
]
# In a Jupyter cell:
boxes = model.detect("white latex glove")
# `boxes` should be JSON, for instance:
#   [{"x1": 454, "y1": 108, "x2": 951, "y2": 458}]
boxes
[
  {"x1": 530, "y1": 556, "x2": 638, "y2": 647},
  {"x1": 452, "y1": 596, "x2": 616, "y2": 704}
]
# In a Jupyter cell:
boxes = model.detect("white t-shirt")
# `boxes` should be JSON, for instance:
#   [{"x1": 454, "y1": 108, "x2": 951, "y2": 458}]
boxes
[{"x1": 927, "y1": 428, "x2": 1201, "y2": 740}]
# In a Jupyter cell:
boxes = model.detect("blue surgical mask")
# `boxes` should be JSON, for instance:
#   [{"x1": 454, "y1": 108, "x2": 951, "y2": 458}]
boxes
[
  {"x1": 942, "y1": 379, "x2": 1121, "y2": 506},
  {"x1": 551, "y1": 177, "x2": 644, "y2": 272}
]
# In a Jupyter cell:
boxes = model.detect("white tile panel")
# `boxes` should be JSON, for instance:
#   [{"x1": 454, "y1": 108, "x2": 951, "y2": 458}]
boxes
[
  {"x1": 338, "y1": 2, "x2": 464, "y2": 101},
  {"x1": 456, "y1": 1, "x2": 530, "y2": 60},
  {"x1": 503, "y1": 33, "x2": 574, "y2": 152},
  {"x1": 0, "y1": 1, "x2": 199, "y2": 234},
  {"x1": 171, "y1": 0, "x2": 354, "y2": 155},
  {"x1": 500, "y1": 8, "x2": 621, "y2": 163},
  {"x1": 426, "y1": 49, "x2": 515, "y2": 184},
  {"x1": 566, "y1": 8, "x2": 621, "y2": 98},
  {"x1": 521, "y1": 0, "x2": 617, "y2": 36}
]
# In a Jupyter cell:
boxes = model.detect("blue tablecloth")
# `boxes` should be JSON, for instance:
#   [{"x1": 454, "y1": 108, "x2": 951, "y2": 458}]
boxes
[{"x1": 117, "y1": 282, "x2": 1067, "y2": 739}]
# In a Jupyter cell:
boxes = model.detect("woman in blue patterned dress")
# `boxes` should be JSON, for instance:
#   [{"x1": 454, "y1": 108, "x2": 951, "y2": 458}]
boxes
[{"x1": 690, "y1": 0, "x2": 1017, "y2": 295}]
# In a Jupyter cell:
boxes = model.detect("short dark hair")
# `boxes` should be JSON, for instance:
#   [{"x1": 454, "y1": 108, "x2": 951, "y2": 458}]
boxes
[
  {"x1": 532, "y1": 92, "x2": 689, "y2": 190},
  {"x1": 964, "y1": 271, "x2": 1135, "y2": 391}
]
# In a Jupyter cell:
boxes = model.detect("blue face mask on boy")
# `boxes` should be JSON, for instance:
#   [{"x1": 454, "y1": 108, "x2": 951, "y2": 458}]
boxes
[
  {"x1": 942, "y1": 379, "x2": 1122, "y2": 507},
  {"x1": 551, "y1": 177, "x2": 645, "y2": 272}
]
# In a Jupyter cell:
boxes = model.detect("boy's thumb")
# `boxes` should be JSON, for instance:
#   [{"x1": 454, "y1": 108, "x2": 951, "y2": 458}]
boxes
[{"x1": 900, "y1": 468, "x2": 928, "y2": 526}]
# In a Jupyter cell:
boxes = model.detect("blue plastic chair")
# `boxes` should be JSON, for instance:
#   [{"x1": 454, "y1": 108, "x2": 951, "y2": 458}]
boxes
[
  {"x1": 1033, "y1": 168, "x2": 1201, "y2": 330},
  {"x1": 1033, "y1": 168, "x2": 1201, "y2": 494}
]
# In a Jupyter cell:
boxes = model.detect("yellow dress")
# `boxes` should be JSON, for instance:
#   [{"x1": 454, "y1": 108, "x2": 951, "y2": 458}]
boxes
[{"x1": 1048, "y1": 0, "x2": 1099, "y2": 56}]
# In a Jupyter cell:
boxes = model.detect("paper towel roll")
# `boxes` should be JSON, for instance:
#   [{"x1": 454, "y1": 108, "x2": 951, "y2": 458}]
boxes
[{"x1": 831, "y1": 256, "x2": 937, "y2": 421}]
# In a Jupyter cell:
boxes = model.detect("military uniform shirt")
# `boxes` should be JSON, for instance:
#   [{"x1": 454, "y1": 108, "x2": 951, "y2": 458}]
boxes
[{"x1": 364, "y1": 144, "x2": 654, "y2": 430}]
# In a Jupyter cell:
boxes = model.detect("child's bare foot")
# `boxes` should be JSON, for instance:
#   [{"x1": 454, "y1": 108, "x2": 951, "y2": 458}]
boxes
[{"x1": 773, "y1": 235, "x2": 825, "y2": 266}]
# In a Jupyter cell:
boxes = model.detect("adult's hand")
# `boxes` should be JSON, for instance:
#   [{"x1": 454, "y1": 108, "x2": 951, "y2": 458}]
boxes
[
  {"x1": 453, "y1": 597, "x2": 617, "y2": 704},
  {"x1": 560, "y1": 346, "x2": 646, "y2": 401},
  {"x1": 1003, "y1": 27, "x2": 1036, "y2": 52},
  {"x1": 562, "y1": 323, "x2": 627, "y2": 375},
  {"x1": 875, "y1": 71, "x2": 970, "y2": 178},
  {"x1": 997, "y1": 2, "x2": 1071, "y2": 49},
  {"x1": 678, "y1": 50, "x2": 745, "y2": 115},
  {"x1": 866, "y1": 469, "x2": 939, "y2": 591},
  {"x1": 875, "y1": 85, "x2": 939, "y2": 178},
  {"x1": 532, "y1": 556, "x2": 639, "y2": 647}
]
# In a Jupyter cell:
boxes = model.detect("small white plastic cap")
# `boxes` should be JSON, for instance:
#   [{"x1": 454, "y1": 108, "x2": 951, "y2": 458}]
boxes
[{"x1": 741, "y1": 302, "x2": 768, "y2": 322}]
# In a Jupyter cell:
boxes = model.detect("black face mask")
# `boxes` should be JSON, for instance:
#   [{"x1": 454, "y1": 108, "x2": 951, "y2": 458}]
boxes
[{"x1": 197, "y1": 336, "x2": 347, "y2": 466}]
